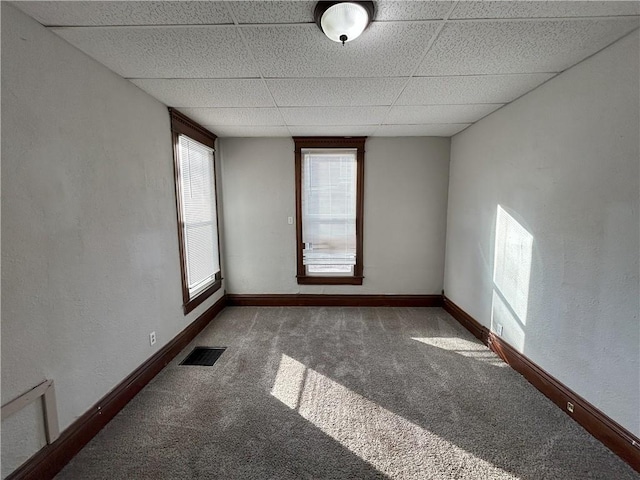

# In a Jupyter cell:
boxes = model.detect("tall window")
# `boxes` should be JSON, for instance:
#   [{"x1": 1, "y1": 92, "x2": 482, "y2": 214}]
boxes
[
  {"x1": 170, "y1": 109, "x2": 221, "y2": 313},
  {"x1": 294, "y1": 137, "x2": 365, "y2": 285}
]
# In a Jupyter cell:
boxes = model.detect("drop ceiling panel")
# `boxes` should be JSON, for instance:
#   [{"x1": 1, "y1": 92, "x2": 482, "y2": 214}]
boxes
[
  {"x1": 176, "y1": 108, "x2": 283, "y2": 127},
  {"x1": 242, "y1": 22, "x2": 440, "y2": 78},
  {"x1": 53, "y1": 26, "x2": 258, "y2": 78},
  {"x1": 208, "y1": 126, "x2": 290, "y2": 137},
  {"x1": 375, "y1": 1, "x2": 454, "y2": 21},
  {"x1": 397, "y1": 74, "x2": 554, "y2": 105},
  {"x1": 266, "y1": 78, "x2": 407, "y2": 107},
  {"x1": 14, "y1": 1, "x2": 233, "y2": 26},
  {"x1": 451, "y1": 1, "x2": 640, "y2": 19},
  {"x1": 386, "y1": 104, "x2": 503, "y2": 125},
  {"x1": 375, "y1": 124, "x2": 470, "y2": 136},
  {"x1": 417, "y1": 18, "x2": 639, "y2": 75},
  {"x1": 23, "y1": 1, "x2": 639, "y2": 138},
  {"x1": 281, "y1": 106, "x2": 388, "y2": 126},
  {"x1": 229, "y1": 1, "x2": 315, "y2": 24},
  {"x1": 229, "y1": 1, "x2": 454, "y2": 25},
  {"x1": 130, "y1": 79, "x2": 274, "y2": 108},
  {"x1": 289, "y1": 126, "x2": 376, "y2": 137}
]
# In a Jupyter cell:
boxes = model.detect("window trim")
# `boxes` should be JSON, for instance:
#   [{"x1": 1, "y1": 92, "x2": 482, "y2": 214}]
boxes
[
  {"x1": 170, "y1": 108, "x2": 222, "y2": 314},
  {"x1": 294, "y1": 136, "x2": 366, "y2": 286}
]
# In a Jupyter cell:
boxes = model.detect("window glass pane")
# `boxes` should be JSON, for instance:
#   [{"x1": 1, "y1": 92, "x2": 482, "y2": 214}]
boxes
[
  {"x1": 301, "y1": 149, "x2": 357, "y2": 275},
  {"x1": 178, "y1": 135, "x2": 220, "y2": 295}
]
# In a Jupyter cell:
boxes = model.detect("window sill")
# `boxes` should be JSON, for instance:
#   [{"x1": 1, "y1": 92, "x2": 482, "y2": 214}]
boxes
[
  {"x1": 296, "y1": 276, "x2": 363, "y2": 286},
  {"x1": 183, "y1": 277, "x2": 222, "y2": 315}
]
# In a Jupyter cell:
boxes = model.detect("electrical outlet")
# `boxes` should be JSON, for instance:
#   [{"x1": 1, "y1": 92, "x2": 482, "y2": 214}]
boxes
[
  {"x1": 149, "y1": 331, "x2": 156, "y2": 346},
  {"x1": 287, "y1": 216, "x2": 294, "y2": 225},
  {"x1": 567, "y1": 402, "x2": 574, "y2": 413},
  {"x1": 495, "y1": 323, "x2": 503, "y2": 336}
]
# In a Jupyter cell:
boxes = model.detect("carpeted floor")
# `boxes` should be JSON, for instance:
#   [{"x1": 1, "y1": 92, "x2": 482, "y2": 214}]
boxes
[{"x1": 56, "y1": 307, "x2": 639, "y2": 479}]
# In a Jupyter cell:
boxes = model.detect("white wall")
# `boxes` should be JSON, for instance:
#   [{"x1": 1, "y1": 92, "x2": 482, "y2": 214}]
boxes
[
  {"x1": 444, "y1": 30, "x2": 639, "y2": 436},
  {"x1": 0, "y1": 5, "x2": 225, "y2": 477},
  {"x1": 220, "y1": 136, "x2": 450, "y2": 294}
]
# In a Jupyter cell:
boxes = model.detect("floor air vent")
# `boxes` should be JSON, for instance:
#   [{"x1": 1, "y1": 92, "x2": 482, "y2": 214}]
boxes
[{"x1": 180, "y1": 347, "x2": 226, "y2": 366}]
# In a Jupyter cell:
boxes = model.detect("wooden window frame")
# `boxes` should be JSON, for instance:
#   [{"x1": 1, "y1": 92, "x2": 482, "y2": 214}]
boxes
[
  {"x1": 294, "y1": 137, "x2": 366, "y2": 286},
  {"x1": 170, "y1": 108, "x2": 222, "y2": 314}
]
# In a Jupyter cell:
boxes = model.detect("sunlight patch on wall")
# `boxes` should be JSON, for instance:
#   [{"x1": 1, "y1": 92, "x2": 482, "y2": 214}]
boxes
[
  {"x1": 491, "y1": 291, "x2": 525, "y2": 351},
  {"x1": 492, "y1": 206, "x2": 533, "y2": 348},
  {"x1": 493, "y1": 205, "x2": 533, "y2": 324},
  {"x1": 270, "y1": 354, "x2": 516, "y2": 479},
  {"x1": 411, "y1": 337, "x2": 507, "y2": 367}
]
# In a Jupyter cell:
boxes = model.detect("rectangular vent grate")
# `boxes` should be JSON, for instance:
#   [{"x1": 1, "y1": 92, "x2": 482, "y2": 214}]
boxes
[{"x1": 180, "y1": 347, "x2": 226, "y2": 366}]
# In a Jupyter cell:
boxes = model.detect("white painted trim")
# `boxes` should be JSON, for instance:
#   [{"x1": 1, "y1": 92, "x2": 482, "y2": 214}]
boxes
[{"x1": 2, "y1": 379, "x2": 60, "y2": 443}]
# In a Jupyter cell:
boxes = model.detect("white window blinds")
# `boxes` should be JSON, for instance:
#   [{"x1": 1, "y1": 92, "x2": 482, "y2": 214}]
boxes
[
  {"x1": 301, "y1": 149, "x2": 357, "y2": 275},
  {"x1": 178, "y1": 134, "x2": 220, "y2": 296}
]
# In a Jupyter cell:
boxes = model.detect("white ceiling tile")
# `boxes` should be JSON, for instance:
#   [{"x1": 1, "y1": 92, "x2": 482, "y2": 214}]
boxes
[
  {"x1": 229, "y1": 1, "x2": 315, "y2": 24},
  {"x1": 53, "y1": 26, "x2": 257, "y2": 78},
  {"x1": 208, "y1": 125, "x2": 291, "y2": 137},
  {"x1": 266, "y1": 78, "x2": 407, "y2": 106},
  {"x1": 229, "y1": 1, "x2": 452, "y2": 25},
  {"x1": 243, "y1": 22, "x2": 440, "y2": 78},
  {"x1": 175, "y1": 108, "x2": 283, "y2": 126},
  {"x1": 374, "y1": 124, "x2": 470, "y2": 137},
  {"x1": 385, "y1": 104, "x2": 503, "y2": 124},
  {"x1": 130, "y1": 79, "x2": 274, "y2": 107},
  {"x1": 14, "y1": 1, "x2": 232, "y2": 26},
  {"x1": 18, "y1": 1, "x2": 637, "y2": 136},
  {"x1": 451, "y1": 1, "x2": 640, "y2": 19},
  {"x1": 376, "y1": 1, "x2": 453, "y2": 21},
  {"x1": 417, "y1": 18, "x2": 639, "y2": 75},
  {"x1": 397, "y1": 74, "x2": 554, "y2": 105},
  {"x1": 281, "y1": 107, "x2": 388, "y2": 126},
  {"x1": 289, "y1": 126, "x2": 376, "y2": 137}
]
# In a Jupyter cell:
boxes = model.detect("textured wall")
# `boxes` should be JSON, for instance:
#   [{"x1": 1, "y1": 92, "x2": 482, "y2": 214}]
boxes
[
  {"x1": 0, "y1": 5, "x2": 224, "y2": 477},
  {"x1": 220, "y1": 136, "x2": 450, "y2": 294},
  {"x1": 444, "y1": 30, "x2": 639, "y2": 436}
]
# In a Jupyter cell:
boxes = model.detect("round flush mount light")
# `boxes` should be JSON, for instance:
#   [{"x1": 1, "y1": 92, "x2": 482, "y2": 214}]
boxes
[{"x1": 315, "y1": 1, "x2": 375, "y2": 45}]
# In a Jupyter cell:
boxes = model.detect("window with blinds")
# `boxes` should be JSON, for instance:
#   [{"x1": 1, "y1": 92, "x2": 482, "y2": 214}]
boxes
[
  {"x1": 170, "y1": 108, "x2": 221, "y2": 314},
  {"x1": 302, "y1": 149, "x2": 357, "y2": 275},
  {"x1": 178, "y1": 135, "x2": 220, "y2": 296},
  {"x1": 294, "y1": 137, "x2": 365, "y2": 285}
]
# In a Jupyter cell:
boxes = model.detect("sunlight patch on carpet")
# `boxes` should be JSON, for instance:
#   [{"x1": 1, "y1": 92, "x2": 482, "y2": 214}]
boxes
[
  {"x1": 271, "y1": 354, "x2": 517, "y2": 479},
  {"x1": 411, "y1": 337, "x2": 507, "y2": 367},
  {"x1": 270, "y1": 353, "x2": 306, "y2": 409}
]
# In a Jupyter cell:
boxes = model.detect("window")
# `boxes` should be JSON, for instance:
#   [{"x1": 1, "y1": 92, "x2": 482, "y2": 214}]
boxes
[
  {"x1": 170, "y1": 108, "x2": 222, "y2": 314},
  {"x1": 294, "y1": 137, "x2": 365, "y2": 285}
]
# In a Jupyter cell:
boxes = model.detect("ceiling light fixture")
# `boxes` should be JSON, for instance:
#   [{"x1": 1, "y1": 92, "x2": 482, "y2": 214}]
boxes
[{"x1": 314, "y1": 1, "x2": 375, "y2": 46}]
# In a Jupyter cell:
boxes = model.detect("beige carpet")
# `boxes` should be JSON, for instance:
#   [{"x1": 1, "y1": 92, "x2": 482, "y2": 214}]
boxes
[{"x1": 56, "y1": 307, "x2": 638, "y2": 479}]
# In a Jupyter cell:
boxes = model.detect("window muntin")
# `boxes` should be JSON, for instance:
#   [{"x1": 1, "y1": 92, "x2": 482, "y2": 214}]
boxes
[
  {"x1": 170, "y1": 108, "x2": 221, "y2": 314},
  {"x1": 294, "y1": 137, "x2": 365, "y2": 286}
]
